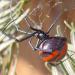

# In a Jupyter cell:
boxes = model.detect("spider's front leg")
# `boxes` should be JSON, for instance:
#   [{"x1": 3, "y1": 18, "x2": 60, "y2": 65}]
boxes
[
  {"x1": 28, "y1": 38, "x2": 40, "y2": 51},
  {"x1": 13, "y1": 24, "x2": 31, "y2": 34},
  {"x1": 11, "y1": 31, "x2": 37, "y2": 43}
]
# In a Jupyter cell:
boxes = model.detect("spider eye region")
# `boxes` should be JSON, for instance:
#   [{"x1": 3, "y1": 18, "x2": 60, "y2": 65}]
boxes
[
  {"x1": 36, "y1": 33, "x2": 45, "y2": 40},
  {"x1": 37, "y1": 32, "x2": 49, "y2": 40},
  {"x1": 39, "y1": 33, "x2": 44, "y2": 37}
]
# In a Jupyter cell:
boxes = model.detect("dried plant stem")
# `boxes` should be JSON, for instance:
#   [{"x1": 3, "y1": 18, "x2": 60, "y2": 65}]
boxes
[
  {"x1": 8, "y1": 43, "x2": 19, "y2": 75},
  {"x1": 0, "y1": 34, "x2": 25, "y2": 52},
  {"x1": 5, "y1": 8, "x2": 30, "y2": 31},
  {"x1": 0, "y1": 1, "x2": 10, "y2": 9},
  {"x1": 60, "y1": 62, "x2": 69, "y2": 75},
  {"x1": 44, "y1": 62, "x2": 51, "y2": 73},
  {"x1": 0, "y1": 1, "x2": 20, "y2": 18}
]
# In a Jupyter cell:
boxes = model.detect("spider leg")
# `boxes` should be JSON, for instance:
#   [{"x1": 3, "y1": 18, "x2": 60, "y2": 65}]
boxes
[
  {"x1": 46, "y1": 12, "x2": 62, "y2": 34},
  {"x1": 14, "y1": 24, "x2": 31, "y2": 34},
  {"x1": 35, "y1": 39, "x2": 40, "y2": 48},
  {"x1": 25, "y1": 16, "x2": 34, "y2": 28},
  {"x1": 28, "y1": 38, "x2": 41, "y2": 51},
  {"x1": 15, "y1": 31, "x2": 37, "y2": 42},
  {"x1": 25, "y1": 16, "x2": 40, "y2": 31},
  {"x1": 28, "y1": 38, "x2": 36, "y2": 51},
  {"x1": 22, "y1": 8, "x2": 42, "y2": 31},
  {"x1": 22, "y1": 8, "x2": 41, "y2": 30}
]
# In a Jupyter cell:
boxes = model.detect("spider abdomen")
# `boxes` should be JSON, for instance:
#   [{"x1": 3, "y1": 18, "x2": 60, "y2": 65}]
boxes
[{"x1": 37, "y1": 37, "x2": 67, "y2": 62}]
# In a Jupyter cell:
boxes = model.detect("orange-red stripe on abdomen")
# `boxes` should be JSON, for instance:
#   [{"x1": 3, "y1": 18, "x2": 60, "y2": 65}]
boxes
[
  {"x1": 42, "y1": 50, "x2": 59, "y2": 62},
  {"x1": 56, "y1": 43, "x2": 67, "y2": 61}
]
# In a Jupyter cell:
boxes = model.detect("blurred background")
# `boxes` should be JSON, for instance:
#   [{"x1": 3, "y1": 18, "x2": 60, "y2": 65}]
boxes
[{"x1": 16, "y1": 0, "x2": 75, "y2": 75}]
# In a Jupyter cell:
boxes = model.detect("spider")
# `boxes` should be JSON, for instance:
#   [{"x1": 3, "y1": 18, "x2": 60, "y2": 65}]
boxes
[
  {"x1": 3, "y1": 1, "x2": 75, "y2": 66},
  {"x1": 14, "y1": 14, "x2": 68, "y2": 65}
]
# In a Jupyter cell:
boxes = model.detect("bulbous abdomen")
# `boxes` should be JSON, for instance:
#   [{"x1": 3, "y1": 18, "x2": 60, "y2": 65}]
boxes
[{"x1": 37, "y1": 37, "x2": 67, "y2": 63}]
